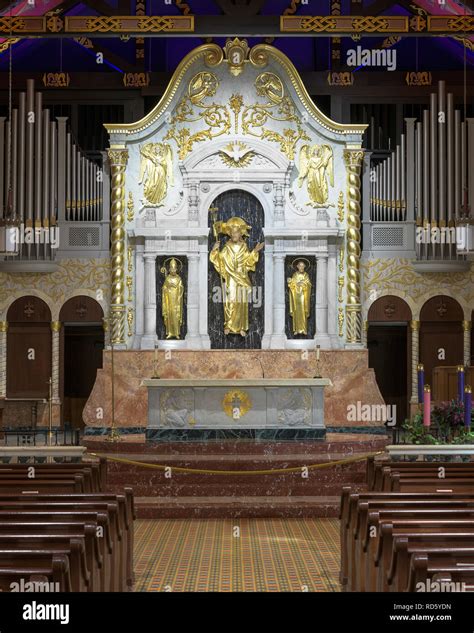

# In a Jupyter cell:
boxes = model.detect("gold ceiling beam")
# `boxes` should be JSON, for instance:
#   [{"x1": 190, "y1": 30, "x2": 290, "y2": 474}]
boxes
[
  {"x1": 0, "y1": 15, "x2": 194, "y2": 35},
  {"x1": 280, "y1": 14, "x2": 474, "y2": 35}
]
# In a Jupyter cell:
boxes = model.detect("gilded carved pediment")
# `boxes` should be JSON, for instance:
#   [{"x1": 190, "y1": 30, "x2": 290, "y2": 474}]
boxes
[{"x1": 106, "y1": 38, "x2": 365, "y2": 223}]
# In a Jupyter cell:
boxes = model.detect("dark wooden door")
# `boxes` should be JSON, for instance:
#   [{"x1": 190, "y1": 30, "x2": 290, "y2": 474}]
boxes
[
  {"x1": 6, "y1": 325, "x2": 52, "y2": 398},
  {"x1": 420, "y1": 322, "x2": 464, "y2": 388},
  {"x1": 420, "y1": 296, "x2": 464, "y2": 389},
  {"x1": 63, "y1": 325, "x2": 104, "y2": 429},
  {"x1": 368, "y1": 325, "x2": 408, "y2": 425},
  {"x1": 6, "y1": 296, "x2": 52, "y2": 399}
]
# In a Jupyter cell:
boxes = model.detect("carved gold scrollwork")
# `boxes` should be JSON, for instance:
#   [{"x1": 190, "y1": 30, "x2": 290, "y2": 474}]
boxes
[
  {"x1": 241, "y1": 72, "x2": 310, "y2": 160},
  {"x1": 164, "y1": 72, "x2": 231, "y2": 160},
  {"x1": 249, "y1": 43, "x2": 269, "y2": 68},
  {"x1": 204, "y1": 44, "x2": 224, "y2": 67},
  {"x1": 337, "y1": 191, "x2": 344, "y2": 222}
]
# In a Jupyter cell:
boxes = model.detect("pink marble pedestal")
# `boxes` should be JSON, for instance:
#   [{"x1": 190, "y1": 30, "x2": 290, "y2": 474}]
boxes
[{"x1": 83, "y1": 349, "x2": 386, "y2": 435}]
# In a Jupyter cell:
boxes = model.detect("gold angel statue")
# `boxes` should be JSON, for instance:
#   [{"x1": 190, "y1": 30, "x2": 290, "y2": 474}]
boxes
[
  {"x1": 139, "y1": 142, "x2": 174, "y2": 206},
  {"x1": 297, "y1": 144, "x2": 334, "y2": 205},
  {"x1": 161, "y1": 258, "x2": 184, "y2": 339},
  {"x1": 288, "y1": 259, "x2": 312, "y2": 335},
  {"x1": 210, "y1": 216, "x2": 264, "y2": 337}
]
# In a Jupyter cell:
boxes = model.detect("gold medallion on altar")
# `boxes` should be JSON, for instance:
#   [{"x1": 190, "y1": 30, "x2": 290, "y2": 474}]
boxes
[{"x1": 222, "y1": 390, "x2": 252, "y2": 419}]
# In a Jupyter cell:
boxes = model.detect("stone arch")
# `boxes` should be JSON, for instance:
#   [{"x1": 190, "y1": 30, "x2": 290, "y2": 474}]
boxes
[
  {"x1": 364, "y1": 289, "x2": 417, "y2": 321},
  {"x1": 368, "y1": 295, "x2": 412, "y2": 322},
  {"x1": 200, "y1": 181, "x2": 274, "y2": 229},
  {"x1": 59, "y1": 295, "x2": 104, "y2": 323},
  {"x1": 1, "y1": 290, "x2": 53, "y2": 322},
  {"x1": 420, "y1": 295, "x2": 464, "y2": 391}
]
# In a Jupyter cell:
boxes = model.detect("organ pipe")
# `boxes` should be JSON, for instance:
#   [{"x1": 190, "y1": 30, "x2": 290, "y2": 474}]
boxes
[
  {"x1": 4, "y1": 120, "x2": 10, "y2": 215},
  {"x1": 17, "y1": 93, "x2": 25, "y2": 221},
  {"x1": 430, "y1": 92, "x2": 437, "y2": 226},
  {"x1": 461, "y1": 121, "x2": 466, "y2": 215},
  {"x1": 455, "y1": 110, "x2": 461, "y2": 221},
  {"x1": 0, "y1": 118, "x2": 4, "y2": 219},
  {"x1": 0, "y1": 78, "x2": 103, "y2": 249},
  {"x1": 25, "y1": 79, "x2": 34, "y2": 226},
  {"x1": 438, "y1": 81, "x2": 446, "y2": 227},
  {"x1": 423, "y1": 109, "x2": 430, "y2": 226},
  {"x1": 11, "y1": 109, "x2": 17, "y2": 220},
  {"x1": 447, "y1": 93, "x2": 454, "y2": 223},
  {"x1": 43, "y1": 109, "x2": 50, "y2": 229},
  {"x1": 368, "y1": 80, "x2": 473, "y2": 261},
  {"x1": 50, "y1": 120, "x2": 56, "y2": 225},
  {"x1": 416, "y1": 121, "x2": 422, "y2": 222}
]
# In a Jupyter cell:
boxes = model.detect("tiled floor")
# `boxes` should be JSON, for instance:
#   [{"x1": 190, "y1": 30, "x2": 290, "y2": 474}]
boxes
[{"x1": 134, "y1": 518, "x2": 341, "y2": 592}]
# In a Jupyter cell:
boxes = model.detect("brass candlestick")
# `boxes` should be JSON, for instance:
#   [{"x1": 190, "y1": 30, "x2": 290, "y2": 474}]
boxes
[
  {"x1": 313, "y1": 345, "x2": 322, "y2": 379},
  {"x1": 152, "y1": 343, "x2": 161, "y2": 379}
]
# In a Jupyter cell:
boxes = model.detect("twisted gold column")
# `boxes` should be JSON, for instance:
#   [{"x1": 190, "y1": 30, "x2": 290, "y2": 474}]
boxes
[
  {"x1": 343, "y1": 149, "x2": 364, "y2": 344},
  {"x1": 410, "y1": 320, "x2": 420, "y2": 403},
  {"x1": 108, "y1": 148, "x2": 128, "y2": 345},
  {"x1": 463, "y1": 320, "x2": 471, "y2": 366},
  {"x1": 50, "y1": 321, "x2": 61, "y2": 403},
  {"x1": 0, "y1": 321, "x2": 7, "y2": 398}
]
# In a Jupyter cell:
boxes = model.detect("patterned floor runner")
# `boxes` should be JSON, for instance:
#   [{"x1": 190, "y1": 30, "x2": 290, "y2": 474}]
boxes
[{"x1": 134, "y1": 518, "x2": 341, "y2": 592}]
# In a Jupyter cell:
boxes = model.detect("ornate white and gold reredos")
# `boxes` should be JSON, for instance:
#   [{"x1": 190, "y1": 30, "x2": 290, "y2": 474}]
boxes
[{"x1": 105, "y1": 39, "x2": 366, "y2": 229}]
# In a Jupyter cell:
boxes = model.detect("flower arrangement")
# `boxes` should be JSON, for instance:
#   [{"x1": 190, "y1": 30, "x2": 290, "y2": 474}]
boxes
[{"x1": 402, "y1": 399, "x2": 474, "y2": 446}]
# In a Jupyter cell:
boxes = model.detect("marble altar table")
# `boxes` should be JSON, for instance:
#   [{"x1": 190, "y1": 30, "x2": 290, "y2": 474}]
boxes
[{"x1": 141, "y1": 378, "x2": 332, "y2": 441}]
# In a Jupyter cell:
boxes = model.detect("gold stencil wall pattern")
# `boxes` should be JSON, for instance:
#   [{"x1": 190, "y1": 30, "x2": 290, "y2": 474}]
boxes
[{"x1": 0, "y1": 259, "x2": 110, "y2": 316}]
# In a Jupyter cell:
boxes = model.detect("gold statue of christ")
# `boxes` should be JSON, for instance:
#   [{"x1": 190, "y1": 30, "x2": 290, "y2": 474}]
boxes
[{"x1": 210, "y1": 216, "x2": 264, "y2": 337}]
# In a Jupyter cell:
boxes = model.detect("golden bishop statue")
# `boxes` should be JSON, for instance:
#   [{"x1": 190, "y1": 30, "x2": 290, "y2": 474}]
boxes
[
  {"x1": 288, "y1": 259, "x2": 312, "y2": 335},
  {"x1": 161, "y1": 258, "x2": 184, "y2": 339},
  {"x1": 210, "y1": 216, "x2": 264, "y2": 337}
]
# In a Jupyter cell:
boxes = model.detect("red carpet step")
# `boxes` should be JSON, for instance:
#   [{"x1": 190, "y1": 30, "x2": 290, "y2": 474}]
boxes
[{"x1": 86, "y1": 436, "x2": 389, "y2": 518}]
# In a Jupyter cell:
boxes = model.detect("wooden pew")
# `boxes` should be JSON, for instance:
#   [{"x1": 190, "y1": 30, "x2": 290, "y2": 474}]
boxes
[
  {"x1": 339, "y1": 489, "x2": 474, "y2": 589},
  {"x1": 0, "y1": 460, "x2": 107, "y2": 492},
  {"x1": 371, "y1": 461, "x2": 474, "y2": 492},
  {"x1": 0, "y1": 491, "x2": 134, "y2": 589},
  {"x1": 407, "y1": 553, "x2": 474, "y2": 592},
  {"x1": 387, "y1": 535, "x2": 474, "y2": 592},
  {"x1": 354, "y1": 505, "x2": 474, "y2": 592},
  {"x1": 368, "y1": 517, "x2": 474, "y2": 591},
  {"x1": 0, "y1": 543, "x2": 88, "y2": 592},
  {"x1": 389, "y1": 475, "x2": 474, "y2": 493},
  {"x1": 0, "y1": 511, "x2": 113, "y2": 591},
  {"x1": 0, "y1": 476, "x2": 86, "y2": 494},
  {"x1": 0, "y1": 554, "x2": 72, "y2": 592},
  {"x1": 0, "y1": 529, "x2": 101, "y2": 591}
]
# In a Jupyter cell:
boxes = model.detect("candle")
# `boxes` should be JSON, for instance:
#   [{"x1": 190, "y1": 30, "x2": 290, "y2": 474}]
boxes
[
  {"x1": 457, "y1": 365, "x2": 465, "y2": 401},
  {"x1": 423, "y1": 385, "x2": 431, "y2": 427},
  {"x1": 464, "y1": 386, "x2": 472, "y2": 428},
  {"x1": 316, "y1": 345, "x2": 320, "y2": 361},
  {"x1": 417, "y1": 363, "x2": 425, "y2": 404}
]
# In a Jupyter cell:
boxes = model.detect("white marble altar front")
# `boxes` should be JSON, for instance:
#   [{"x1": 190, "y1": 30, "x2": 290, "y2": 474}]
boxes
[{"x1": 142, "y1": 378, "x2": 332, "y2": 441}]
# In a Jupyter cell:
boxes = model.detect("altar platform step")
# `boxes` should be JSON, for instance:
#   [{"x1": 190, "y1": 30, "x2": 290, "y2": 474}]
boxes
[
  {"x1": 93, "y1": 435, "x2": 388, "y2": 518},
  {"x1": 132, "y1": 495, "x2": 346, "y2": 519},
  {"x1": 84, "y1": 435, "x2": 388, "y2": 455}
]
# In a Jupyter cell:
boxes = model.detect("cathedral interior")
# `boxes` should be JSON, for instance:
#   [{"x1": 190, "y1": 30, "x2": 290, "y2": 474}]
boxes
[{"x1": 0, "y1": 0, "x2": 473, "y2": 631}]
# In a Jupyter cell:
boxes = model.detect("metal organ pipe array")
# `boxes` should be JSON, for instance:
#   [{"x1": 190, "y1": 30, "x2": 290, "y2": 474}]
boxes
[
  {"x1": 370, "y1": 81, "x2": 474, "y2": 260},
  {"x1": 0, "y1": 79, "x2": 103, "y2": 259}
]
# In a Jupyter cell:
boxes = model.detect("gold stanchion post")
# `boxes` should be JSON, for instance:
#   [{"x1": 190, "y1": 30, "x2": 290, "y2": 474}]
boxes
[{"x1": 106, "y1": 314, "x2": 121, "y2": 443}]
